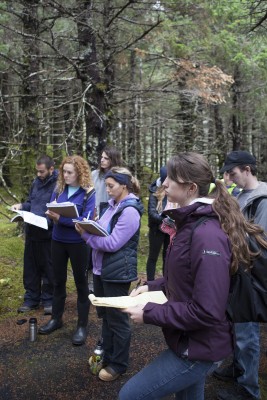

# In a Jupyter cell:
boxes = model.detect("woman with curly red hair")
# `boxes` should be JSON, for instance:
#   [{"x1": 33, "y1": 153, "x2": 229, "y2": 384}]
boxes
[{"x1": 39, "y1": 155, "x2": 95, "y2": 345}]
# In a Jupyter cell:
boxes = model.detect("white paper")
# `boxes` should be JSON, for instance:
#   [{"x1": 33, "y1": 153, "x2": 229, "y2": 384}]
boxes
[
  {"x1": 89, "y1": 291, "x2": 168, "y2": 308},
  {"x1": 11, "y1": 210, "x2": 48, "y2": 230}
]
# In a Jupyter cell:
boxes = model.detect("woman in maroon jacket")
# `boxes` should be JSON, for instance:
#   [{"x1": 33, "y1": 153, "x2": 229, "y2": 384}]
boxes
[{"x1": 119, "y1": 152, "x2": 265, "y2": 400}]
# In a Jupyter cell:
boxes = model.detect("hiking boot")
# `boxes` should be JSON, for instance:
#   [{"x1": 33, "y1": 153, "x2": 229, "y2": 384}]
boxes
[
  {"x1": 38, "y1": 319, "x2": 63, "y2": 334},
  {"x1": 217, "y1": 385, "x2": 257, "y2": 399},
  {"x1": 98, "y1": 366, "x2": 121, "y2": 382},
  {"x1": 213, "y1": 363, "x2": 241, "y2": 382},
  {"x1": 17, "y1": 304, "x2": 39, "y2": 313}
]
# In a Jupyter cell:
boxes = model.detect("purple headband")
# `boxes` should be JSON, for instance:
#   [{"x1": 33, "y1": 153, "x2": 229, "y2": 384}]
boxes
[{"x1": 105, "y1": 171, "x2": 131, "y2": 186}]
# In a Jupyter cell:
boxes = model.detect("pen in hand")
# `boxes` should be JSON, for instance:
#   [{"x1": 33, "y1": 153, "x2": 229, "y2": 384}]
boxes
[
  {"x1": 135, "y1": 278, "x2": 142, "y2": 290},
  {"x1": 130, "y1": 278, "x2": 148, "y2": 297},
  {"x1": 130, "y1": 278, "x2": 142, "y2": 297},
  {"x1": 86, "y1": 211, "x2": 91, "y2": 220}
]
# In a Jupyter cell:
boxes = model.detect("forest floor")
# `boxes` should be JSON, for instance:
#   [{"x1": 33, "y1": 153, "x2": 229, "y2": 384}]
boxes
[{"x1": 0, "y1": 292, "x2": 267, "y2": 400}]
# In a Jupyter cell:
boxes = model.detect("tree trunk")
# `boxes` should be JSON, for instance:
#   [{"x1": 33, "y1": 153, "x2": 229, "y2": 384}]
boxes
[
  {"x1": 20, "y1": 0, "x2": 41, "y2": 194},
  {"x1": 76, "y1": 0, "x2": 107, "y2": 168},
  {"x1": 231, "y1": 65, "x2": 242, "y2": 150}
]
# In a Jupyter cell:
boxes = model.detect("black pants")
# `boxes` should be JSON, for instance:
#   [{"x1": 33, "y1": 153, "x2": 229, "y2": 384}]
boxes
[
  {"x1": 51, "y1": 240, "x2": 90, "y2": 326},
  {"x1": 23, "y1": 236, "x2": 54, "y2": 307},
  {"x1": 93, "y1": 274, "x2": 131, "y2": 374},
  {"x1": 146, "y1": 228, "x2": 170, "y2": 281}
]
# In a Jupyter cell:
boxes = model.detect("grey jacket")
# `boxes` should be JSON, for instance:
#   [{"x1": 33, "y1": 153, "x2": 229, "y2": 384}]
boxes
[
  {"x1": 92, "y1": 169, "x2": 109, "y2": 214},
  {"x1": 238, "y1": 181, "x2": 267, "y2": 232}
]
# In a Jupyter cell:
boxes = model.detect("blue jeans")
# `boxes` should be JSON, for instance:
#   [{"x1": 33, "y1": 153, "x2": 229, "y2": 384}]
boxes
[
  {"x1": 234, "y1": 322, "x2": 260, "y2": 399},
  {"x1": 118, "y1": 349, "x2": 219, "y2": 400}
]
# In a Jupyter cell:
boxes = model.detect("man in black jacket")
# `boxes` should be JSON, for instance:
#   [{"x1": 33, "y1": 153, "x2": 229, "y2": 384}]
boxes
[
  {"x1": 146, "y1": 166, "x2": 169, "y2": 281},
  {"x1": 12, "y1": 155, "x2": 58, "y2": 315}
]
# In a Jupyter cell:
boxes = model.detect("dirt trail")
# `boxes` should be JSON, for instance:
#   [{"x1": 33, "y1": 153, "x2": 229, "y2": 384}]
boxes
[{"x1": 0, "y1": 294, "x2": 266, "y2": 400}]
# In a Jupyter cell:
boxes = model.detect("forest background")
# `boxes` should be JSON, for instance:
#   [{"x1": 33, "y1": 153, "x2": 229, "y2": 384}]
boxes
[
  {"x1": 1, "y1": 0, "x2": 267, "y2": 315},
  {"x1": 0, "y1": 0, "x2": 267, "y2": 198},
  {"x1": 0, "y1": 4, "x2": 267, "y2": 399}
]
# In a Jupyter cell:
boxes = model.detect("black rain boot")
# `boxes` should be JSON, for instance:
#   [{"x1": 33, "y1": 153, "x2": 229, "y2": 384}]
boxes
[
  {"x1": 72, "y1": 325, "x2": 87, "y2": 345},
  {"x1": 38, "y1": 318, "x2": 63, "y2": 335}
]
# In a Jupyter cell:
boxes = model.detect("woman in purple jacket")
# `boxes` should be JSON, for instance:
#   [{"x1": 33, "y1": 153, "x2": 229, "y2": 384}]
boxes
[
  {"x1": 39, "y1": 155, "x2": 95, "y2": 346},
  {"x1": 119, "y1": 152, "x2": 263, "y2": 400},
  {"x1": 76, "y1": 167, "x2": 144, "y2": 382}
]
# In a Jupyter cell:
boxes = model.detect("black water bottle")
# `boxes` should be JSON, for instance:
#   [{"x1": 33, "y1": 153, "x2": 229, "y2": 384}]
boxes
[{"x1": 29, "y1": 317, "x2": 37, "y2": 342}]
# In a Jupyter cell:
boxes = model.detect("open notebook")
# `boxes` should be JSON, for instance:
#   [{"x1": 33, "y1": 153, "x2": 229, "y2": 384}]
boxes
[{"x1": 10, "y1": 210, "x2": 48, "y2": 230}]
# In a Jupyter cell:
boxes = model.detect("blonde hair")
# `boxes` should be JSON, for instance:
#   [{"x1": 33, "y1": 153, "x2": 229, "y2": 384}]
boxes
[
  {"x1": 56, "y1": 155, "x2": 93, "y2": 194},
  {"x1": 154, "y1": 185, "x2": 166, "y2": 213},
  {"x1": 168, "y1": 152, "x2": 267, "y2": 274},
  {"x1": 108, "y1": 167, "x2": 140, "y2": 195}
]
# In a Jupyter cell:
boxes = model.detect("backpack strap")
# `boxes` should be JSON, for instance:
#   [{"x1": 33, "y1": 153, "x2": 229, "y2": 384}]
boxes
[
  {"x1": 189, "y1": 216, "x2": 215, "y2": 243},
  {"x1": 82, "y1": 188, "x2": 96, "y2": 217},
  {"x1": 247, "y1": 197, "x2": 264, "y2": 220}
]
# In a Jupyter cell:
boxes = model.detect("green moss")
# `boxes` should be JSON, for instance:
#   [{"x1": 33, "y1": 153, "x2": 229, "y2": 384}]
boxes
[
  {"x1": 0, "y1": 229, "x2": 25, "y2": 319},
  {"x1": 95, "y1": 82, "x2": 108, "y2": 92},
  {"x1": 0, "y1": 190, "x2": 77, "y2": 320},
  {"x1": 260, "y1": 375, "x2": 267, "y2": 399}
]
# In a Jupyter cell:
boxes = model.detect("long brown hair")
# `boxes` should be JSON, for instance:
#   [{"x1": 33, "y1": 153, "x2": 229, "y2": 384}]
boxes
[
  {"x1": 168, "y1": 152, "x2": 267, "y2": 274},
  {"x1": 99, "y1": 146, "x2": 123, "y2": 174}
]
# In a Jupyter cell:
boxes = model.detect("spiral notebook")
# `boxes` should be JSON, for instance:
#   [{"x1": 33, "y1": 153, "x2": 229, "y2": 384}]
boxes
[
  {"x1": 73, "y1": 220, "x2": 109, "y2": 236},
  {"x1": 46, "y1": 202, "x2": 79, "y2": 218}
]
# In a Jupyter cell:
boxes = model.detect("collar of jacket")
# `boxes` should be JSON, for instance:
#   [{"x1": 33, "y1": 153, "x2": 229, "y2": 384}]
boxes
[
  {"x1": 36, "y1": 169, "x2": 58, "y2": 185},
  {"x1": 163, "y1": 201, "x2": 216, "y2": 226}
]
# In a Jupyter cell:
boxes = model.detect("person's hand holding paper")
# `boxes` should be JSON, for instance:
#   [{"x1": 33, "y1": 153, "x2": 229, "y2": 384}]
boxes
[
  {"x1": 89, "y1": 288, "x2": 167, "y2": 324},
  {"x1": 122, "y1": 304, "x2": 145, "y2": 324},
  {"x1": 122, "y1": 283, "x2": 148, "y2": 323}
]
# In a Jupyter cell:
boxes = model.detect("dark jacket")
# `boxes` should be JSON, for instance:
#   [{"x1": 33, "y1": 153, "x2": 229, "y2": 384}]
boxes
[
  {"x1": 50, "y1": 186, "x2": 96, "y2": 244},
  {"x1": 101, "y1": 198, "x2": 144, "y2": 282},
  {"x1": 21, "y1": 170, "x2": 58, "y2": 240},
  {"x1": 147, "y1": 180, "x2": 167, "y2": 229},
  {"x1": 144, "y1": 201, "x2": 233, "y2": 362}
]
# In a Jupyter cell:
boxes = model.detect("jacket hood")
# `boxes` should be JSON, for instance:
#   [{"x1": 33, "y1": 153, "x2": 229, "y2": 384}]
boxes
[
  {"x1": 163, "y1": 200, "x2": 216, "y2": 227},
  {"x1": 108, "y1": 193, "x2": 144, "y2": 216},
  {"x1": 148, "y1": 180, "x2": 158, "y2": 194},
  {"x1": 242, "y1": 182, "x2": 267, "y2": 205}
]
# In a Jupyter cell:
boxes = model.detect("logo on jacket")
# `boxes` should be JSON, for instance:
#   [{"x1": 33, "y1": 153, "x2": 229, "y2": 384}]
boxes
[{"x1": 202, "y1": 249, "x2": 220, "y2": 256}]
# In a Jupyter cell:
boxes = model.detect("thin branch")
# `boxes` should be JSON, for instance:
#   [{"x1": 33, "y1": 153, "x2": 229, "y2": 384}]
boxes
[
  {"x1": 249, "y1": 11, "x2": 267, "y2": 31},
  {"x1": 115, "y1": 17, "x2": 163, "y2": 55},
  {"x1": 106, "y1": 0, "x2": 136, "y2": 28}
]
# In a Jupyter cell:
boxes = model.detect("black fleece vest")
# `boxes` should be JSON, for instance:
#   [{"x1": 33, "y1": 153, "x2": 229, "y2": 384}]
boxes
[{"x1": 101, "y1": 201, "x2": 143, "y2": 283}]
